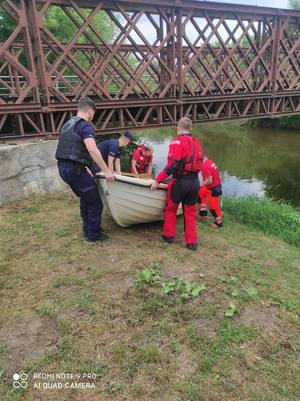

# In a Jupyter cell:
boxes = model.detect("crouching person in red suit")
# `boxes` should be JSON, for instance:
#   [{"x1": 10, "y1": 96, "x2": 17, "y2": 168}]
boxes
[
  {"x1": 131, "y1": 144, "x2": 153, "y2": 176},
  {"x1": 151, "y1": 117, "x2": 203, "y2": 251},
  {"x1": 199, "y1": 155, "x2": 223, "y2": 228}
]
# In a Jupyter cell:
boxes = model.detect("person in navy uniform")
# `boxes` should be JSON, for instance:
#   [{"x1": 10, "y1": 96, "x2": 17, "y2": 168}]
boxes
[
  {"x1": 55, "y1": 97, "x2": 114, "y2": 242},
  {"x1": 94, "y1": 131, "x2": 133, "y2": 174}
]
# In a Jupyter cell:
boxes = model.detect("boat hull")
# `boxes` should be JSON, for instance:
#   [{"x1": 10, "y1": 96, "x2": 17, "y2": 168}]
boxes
[{"x1": 95, "y1": 173, "x2": 182, "y2": 227}]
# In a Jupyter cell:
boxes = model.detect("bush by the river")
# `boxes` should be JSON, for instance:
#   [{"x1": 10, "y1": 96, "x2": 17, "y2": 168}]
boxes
[
  {"x1": 247, "y1": 115, "x2": 300, "y2": 129},
  {"x1": 224, "y1": 196, "x2": 300, "y2": 247}
]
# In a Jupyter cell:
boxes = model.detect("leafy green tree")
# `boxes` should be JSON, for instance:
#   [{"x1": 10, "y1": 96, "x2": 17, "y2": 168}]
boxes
[
  {"x1": 43, "y1": 6, "x2": 117, "y2": 44},
  {"x1": 0, "y1": 4, "x2": 118, "y2": 82},
  {"x1": 0, "y1": 6, "x2": 16, "y2": 42},
  {"x1": 289, "y1": 0, "x2": 300, "y2": 9},
  {"x1": 0, "y1": 5, "x2": 117, "y2": 44}
]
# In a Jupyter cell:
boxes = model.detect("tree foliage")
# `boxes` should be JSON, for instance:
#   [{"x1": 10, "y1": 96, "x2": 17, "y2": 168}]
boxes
[
  {"x1": 289, "y1": 0, "x2": 300, "y2": 10},
  {"x1": 43, "y1": 6, "x2": 117, "y2": 44},
  {"x1": 0, "y1": 4, "x2": 118, "y2": 79},
  {"x1": 0, "y1": 6, "x2": 15, "y2": 42},
  {"x1": 0, "y1": 4, "x2": 117, "y2": 43}
]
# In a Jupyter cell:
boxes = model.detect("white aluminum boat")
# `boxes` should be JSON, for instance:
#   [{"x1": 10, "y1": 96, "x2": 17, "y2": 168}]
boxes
[{"x1": 95, "y1": 172, "x2": 182, "y2": 227}]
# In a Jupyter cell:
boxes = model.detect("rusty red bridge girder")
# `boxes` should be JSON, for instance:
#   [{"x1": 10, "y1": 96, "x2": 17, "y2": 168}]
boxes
[{"x1": 0, "y1": 0, "x2": 300, "y2": 138}]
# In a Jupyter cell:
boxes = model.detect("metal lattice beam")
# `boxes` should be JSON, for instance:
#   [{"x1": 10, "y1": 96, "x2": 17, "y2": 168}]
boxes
[{"x1": 0, "y1": 0, "x2": 300, "y2": 138}]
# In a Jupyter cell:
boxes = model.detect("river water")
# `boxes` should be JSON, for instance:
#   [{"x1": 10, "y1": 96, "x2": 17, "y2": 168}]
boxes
[{"x1": 140, "y1": 123, "x2": 300, "y2": 207}]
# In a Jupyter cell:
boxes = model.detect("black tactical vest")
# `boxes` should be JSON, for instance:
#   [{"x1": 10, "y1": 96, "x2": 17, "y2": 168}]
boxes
[{"x1": 55, "y1": 117, "x2": 93, "y2": 166}]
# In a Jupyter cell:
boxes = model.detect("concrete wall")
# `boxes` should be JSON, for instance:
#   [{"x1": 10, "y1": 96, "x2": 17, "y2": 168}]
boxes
[{"x1": 0, "y1": 140, "x2": 67, "y2": 205}]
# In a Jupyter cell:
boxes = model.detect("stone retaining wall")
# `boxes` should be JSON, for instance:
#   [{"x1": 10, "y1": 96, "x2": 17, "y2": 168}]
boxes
[{"x1": 0, "y1": 140, "x2": 67, "y2": 204}]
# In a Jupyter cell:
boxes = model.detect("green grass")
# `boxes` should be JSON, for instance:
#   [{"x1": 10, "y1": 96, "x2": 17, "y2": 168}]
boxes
[
  {"x1": 224, "y1": 196, "x2": 300, "y2": 247},
  {"x1": 0, "y1": 192, "x2": 299, "y2": 401}
]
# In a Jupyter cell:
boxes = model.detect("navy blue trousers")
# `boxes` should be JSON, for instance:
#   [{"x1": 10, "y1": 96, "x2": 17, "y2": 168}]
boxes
[{"x1": 58, "y1": 161, "x2": 103, "y2": 241}]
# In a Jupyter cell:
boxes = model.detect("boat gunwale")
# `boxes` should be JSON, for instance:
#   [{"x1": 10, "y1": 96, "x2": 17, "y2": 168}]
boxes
[{"x1": 95, "y1": 173, "x2": 167, "y2": 190}]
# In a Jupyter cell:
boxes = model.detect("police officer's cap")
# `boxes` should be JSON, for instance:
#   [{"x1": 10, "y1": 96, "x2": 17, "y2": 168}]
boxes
[{"x1": 123, "y1": 130, "x2": 133, "y2": 141}]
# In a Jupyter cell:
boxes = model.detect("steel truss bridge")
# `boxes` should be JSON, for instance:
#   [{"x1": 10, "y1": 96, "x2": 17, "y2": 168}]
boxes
[{"x1": 0, "y1": 0, "x2": 300, "y2": 138}]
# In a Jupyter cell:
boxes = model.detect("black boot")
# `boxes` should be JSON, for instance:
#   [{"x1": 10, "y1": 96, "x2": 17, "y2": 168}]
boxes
[
  {"x1": 213, "y1": 221, "x2": 223, "y2": 228},
  {"x1": 86, "y1": 232, "x2": 109, "y2": 242},
  {"x1": 162, "y1": 235, "x2": 174, "y2": 244},
  {"x1": 186, "y1": 243, "x2": 198, "y2": 251}
]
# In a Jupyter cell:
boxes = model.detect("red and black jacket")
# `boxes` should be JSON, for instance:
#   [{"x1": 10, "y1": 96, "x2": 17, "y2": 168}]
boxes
[{"x1": 156, "y1": 134, "x2": 203, "y2": 183}]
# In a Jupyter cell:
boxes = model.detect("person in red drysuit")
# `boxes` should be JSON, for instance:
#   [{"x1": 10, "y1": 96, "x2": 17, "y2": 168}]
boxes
[
  {"x1": 151, "y1": 117, "x2": 203, "y2": 251},
  {"x1": 131, "y1": 144, "x2": 153, "y2": 176},
  {"x1": 199, "y1": 155, "x2": 223, "y2": 228}
]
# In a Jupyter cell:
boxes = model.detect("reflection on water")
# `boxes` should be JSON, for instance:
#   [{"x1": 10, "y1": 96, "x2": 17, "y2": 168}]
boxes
[
  {"x1": 140, "y1": 124, "x2": 300, "y2": 206},
  {"x1": 222, "y1": 173, "x2": 266, "y2": 198}
]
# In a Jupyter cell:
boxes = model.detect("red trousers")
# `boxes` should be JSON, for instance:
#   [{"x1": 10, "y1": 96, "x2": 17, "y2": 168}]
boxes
[
  {"x1": 199, "y1": 186, "x2": 222, "y2": 224},
  {"x1": 164, "y1": 178, "x2": 198, "y2": 244}
]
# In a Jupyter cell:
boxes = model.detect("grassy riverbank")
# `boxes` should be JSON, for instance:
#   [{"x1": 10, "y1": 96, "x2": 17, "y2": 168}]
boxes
[
  {"x1": 224, "y1": 196, "x2": 300, "y2": 247},
  {"x1": 0, "y1": 192, "x2": 299, "y2": 401}
]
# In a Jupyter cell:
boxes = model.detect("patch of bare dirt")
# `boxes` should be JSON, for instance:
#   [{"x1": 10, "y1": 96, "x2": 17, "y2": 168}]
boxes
[
  {"x1": 0, "y1": 315, "x2": 60, "y2": 377},
  {"x1": 162, "y1": 263, "x2": 198, "y2": 281},
  {"x1": 100, "y1": 272, "x2": 134, "y2": 295},
  {"x1": 192, "y1": 315, "x2": 216, "y2": 338},
  {"x1": 24, "y1": 390, "x2": 73, "y2": 401},
  {"x1": 58, "y1": 309, "x2": 89, "y2": 324},
  {"x1": 72, "y1": 392, "x2": 105, "y2": 401},
  {"x1": 237, "y1": 304, "x2": 280, "y2": 336},
  {"x1": 175, "y1": 346, "x2": 198, "y2": 378},
  {"x1": 188, "y1": 251, "x2": 228, "y2": 278},
  {"x1": 263, "y1": 259, "x2": 279, "y2": 269}
]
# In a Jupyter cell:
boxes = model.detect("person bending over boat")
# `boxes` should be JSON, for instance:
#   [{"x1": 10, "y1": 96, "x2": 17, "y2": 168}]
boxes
[
  {"x1": 131, "y1": 143, "x2": 153, "y2": 177},
  {"x1": 55, "y1": 97, "x2": 114, "y2": 242},
  {"x1": 199, "y1": 155, "x2": 223, "y2": 228},
  {"x1": 93, "y1": 131, "x2": 133, "y2": 174},
  {"x1": 150, "y1": 117, "x2": 203, "y2": 251}
]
